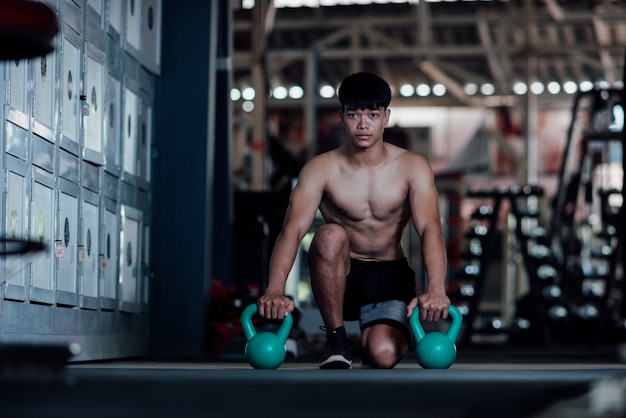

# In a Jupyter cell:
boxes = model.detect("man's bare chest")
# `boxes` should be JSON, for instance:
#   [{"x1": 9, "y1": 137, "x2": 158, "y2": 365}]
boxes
[{"x1": 322, "y1": 174, "x2": 409, "y2": 221}]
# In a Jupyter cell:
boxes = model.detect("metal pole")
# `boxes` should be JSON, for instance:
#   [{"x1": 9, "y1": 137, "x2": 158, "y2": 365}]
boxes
[
  {"x1": 523, "y1": 0, "x2": 538, "y2": 186},
  {"x1": 251, "y1": 0, "x2": 268, "y2": 190},
  {"x1": 305, "y1": 49, "x2": 319, "y2": 157}
]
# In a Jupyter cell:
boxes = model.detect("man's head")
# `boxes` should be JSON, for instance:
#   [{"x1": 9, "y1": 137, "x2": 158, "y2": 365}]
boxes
[{"x1": 338, "y1": 72, "x2": 392, "y2": 112}]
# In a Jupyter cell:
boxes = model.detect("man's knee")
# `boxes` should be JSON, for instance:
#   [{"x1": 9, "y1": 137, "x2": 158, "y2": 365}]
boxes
[
  {"x1": 362, "y1": 325, "x2": 408, "y2": 369},
  {"x1": 310, "y1": 224, "x2": 349, "y2": 261},
  {"x1": 364, "y1": 342, "x2": 404, "y2": 369}
]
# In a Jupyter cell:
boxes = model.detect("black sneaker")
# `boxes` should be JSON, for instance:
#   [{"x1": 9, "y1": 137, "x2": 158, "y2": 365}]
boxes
[{"x1": 319, "y1": 326, "x2": 352, "y2": 369}]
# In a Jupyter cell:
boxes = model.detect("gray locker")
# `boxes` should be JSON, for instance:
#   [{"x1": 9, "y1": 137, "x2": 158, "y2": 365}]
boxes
[
  {"x1": 83, "y1": 43, "x2": 106, "y2": 164},
  {"x1": 80, "y1": 196, "x2": 100, "y2": 303},
  {"x1": 32, "y1": 134, "x2": 55, "y2": 173},
  {"x1": 125, "y1": 0, "x2": 142, "y2": 54},
  {"x1": 86, "y1": 0, "x2": 103, "y2": 25},
  {"x1": 5, "y1": 121, "x2": 28, "y2": 161},
  {"x1": 29, "y1": 168, "x2": 56, "y2": 305},
  {"x1": 32, "y1": 51, "x2": 57, "y2": 138},
  {"x1": 7, "y1": 59, "x2": 29, "y2": 129},
  {"x1": 59, "y1": 148, "x2": 80, "y2": 184},
  {"x1": 119, "y1": 205, "x2": 141, "y2": 313},
  {"x1": 59, "y1": 24, "x2": 82, "y2": 153},
  {"x1": 57, "y1": 179, "x2": 79, "y2": 306},
  {"x1": 101, "y1": 198, "x2": 119, "y2": 310},
  {"x1": 60, "y1": 0, "x2": 83, "y2": 35},
  {"x1": 141, "y1": 224, "x2": 150, "y2": 308},
  {"x1": 141, "y1": 0, "x2": 161, "y2": 74},
  {"x1": 107, "y1": 0, "x2": 124, "y2": 40},
  {"x1": 4, "y1": 157, "x2": 29, "y2": 301},
  {"x1": 138, "y1": 98, "x2": 152, "y2": 184},
  {"x1": 122, "y1": 87, "x2": 139, "y2": 176},
  {"x1": 0, "y1": 0, "x2": 153, "y2": 363},
  {"x1": 80, "y1": 162, "x2": 101, "y2": 308},
  {"x1": 105, "y1": 74, "x2": 122, "y2": 170}
]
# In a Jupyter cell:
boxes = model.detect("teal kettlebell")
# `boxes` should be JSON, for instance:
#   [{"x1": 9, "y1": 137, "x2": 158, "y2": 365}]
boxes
[
  {"x1": 241, "y1": 304, "x2": 293, "y2": 369},
  {"x1": 410, "y1": 305, "x2": 462, "y2": 369}
]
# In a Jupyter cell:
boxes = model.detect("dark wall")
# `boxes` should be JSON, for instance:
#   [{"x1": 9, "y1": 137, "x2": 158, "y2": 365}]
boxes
[{"x1": 149, "y1": 0, "x2": 217, "y2": 359}]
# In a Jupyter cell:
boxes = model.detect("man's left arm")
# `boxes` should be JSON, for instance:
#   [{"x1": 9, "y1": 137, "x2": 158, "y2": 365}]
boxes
[{"x1": 406, "y1": 155, "x2": 451, "y2": 322}]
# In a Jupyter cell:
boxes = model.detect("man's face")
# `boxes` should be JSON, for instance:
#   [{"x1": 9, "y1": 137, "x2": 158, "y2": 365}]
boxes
[{"x1": 341, "y1": 107, "x2": 390, "y2": 148}]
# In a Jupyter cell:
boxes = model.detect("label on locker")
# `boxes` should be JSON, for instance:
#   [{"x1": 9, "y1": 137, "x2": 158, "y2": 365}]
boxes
[
  {"x1": 99, "y1": 254, "x2": 107, "y2": 270},
  {"x1": 78, "y1": 246, "x2": 87, "y2": 262},
  {"x1": 55, "y1": 241, "x2": 65, "y2": 258}
]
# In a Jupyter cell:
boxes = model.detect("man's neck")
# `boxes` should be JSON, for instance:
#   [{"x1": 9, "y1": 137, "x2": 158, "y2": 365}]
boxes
[{"x1": 345, "y1": 140, "x2": 387, "y2": 167}]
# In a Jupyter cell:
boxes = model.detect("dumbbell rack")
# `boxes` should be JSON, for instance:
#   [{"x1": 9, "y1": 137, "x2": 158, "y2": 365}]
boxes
[
  {"x1": 548, "y1": 87, "x2": 624, "y2": 345},
  {"x1": 455, "y1": 186, "x2": 555, "y2": 345}
]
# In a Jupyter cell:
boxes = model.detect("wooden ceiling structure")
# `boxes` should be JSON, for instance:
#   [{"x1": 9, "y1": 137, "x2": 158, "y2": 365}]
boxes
[{"x1": 232, "y1": 0, "x2": 626, "y2": 108}]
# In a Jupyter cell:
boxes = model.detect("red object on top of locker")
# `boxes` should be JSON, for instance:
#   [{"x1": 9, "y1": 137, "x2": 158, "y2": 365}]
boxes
[{"x1": 0, "y1": 0, "x2": 60, "y2": 60}]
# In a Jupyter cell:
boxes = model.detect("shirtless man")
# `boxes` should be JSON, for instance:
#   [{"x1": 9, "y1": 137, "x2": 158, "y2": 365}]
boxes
[{"x1": 257, "y1": 72, "x2": 450, "y2": 369}]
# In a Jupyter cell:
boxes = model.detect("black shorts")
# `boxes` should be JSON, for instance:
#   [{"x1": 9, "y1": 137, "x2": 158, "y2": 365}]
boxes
[{"x1": 343, "y1": 257, "x2": 416, "y2": 338}]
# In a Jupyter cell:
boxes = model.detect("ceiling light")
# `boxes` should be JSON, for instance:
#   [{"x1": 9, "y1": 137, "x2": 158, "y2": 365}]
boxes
[
  {"x1": 432, "y1": 83, "x2": 446, "y2": 96},
  {"x1": 288, "y1": 85, "x2": 304, "y2": 99},
  {"x1": 319, "y1": 84, "x2": 336, "y2": 98},
  {"x1": 242, "y1": 87, "x2": 256, "y2": 100},
  {"x1": 579, "y1": 81, "x2": 594, "y2": 92},
  {"x1": 464, "y1": 83, "x2": 478, "y2": 96},
  {"x1": 242, "y1": 101, "x2": 254, "y2": 112},
  {"x1": 399, "y1": 84, "x2": 415, "y2": 97},
  {"x1": 273, "y1": 86, "x2": 288, "y2": 99},
  {"x1": 547, "y1": 81, "x2": 561, "y2": 94},
  {"x1": 230, "y1": 88, "x2": 241, "y2": 101},
  {"x1": 530, "y1": 81, "x2": 544, "y2": 95},
  {"x1": 563, "y1": 81, "x2": 578, "y2": 94},
  {"x1": 480, "y1": 83, "x2": 495, "y2": 96},
  {"x1": 512, "y1": 82, "x2": 527, "y2": 95},
  {"x1": 416, "y1": 84, "x2": 430, "y2": 96}
]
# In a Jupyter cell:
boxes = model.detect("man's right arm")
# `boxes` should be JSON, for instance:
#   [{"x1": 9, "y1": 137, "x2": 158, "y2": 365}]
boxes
[{"x1": 257, "y1": 159, "x2": 325, "y2": 319}]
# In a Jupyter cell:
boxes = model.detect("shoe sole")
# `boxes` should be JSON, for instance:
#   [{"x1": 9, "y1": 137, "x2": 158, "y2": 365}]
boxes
[{"x1": 319, "y1": 354, "x2": 352, "y2": 370}]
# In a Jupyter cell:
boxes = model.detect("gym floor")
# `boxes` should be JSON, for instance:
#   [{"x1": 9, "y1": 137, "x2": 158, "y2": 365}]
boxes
[{"x1": 1, "y1": 345, "x2": 625, "y2": 417}]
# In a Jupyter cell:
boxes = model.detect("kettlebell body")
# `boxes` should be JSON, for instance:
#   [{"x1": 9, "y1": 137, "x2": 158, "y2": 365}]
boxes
[
  {"x1": 410, "y1": 305, "x2": 462, "y2": 369},
  {"x1": 241, "y1": 304, "x2": 293, "y2": 369}
]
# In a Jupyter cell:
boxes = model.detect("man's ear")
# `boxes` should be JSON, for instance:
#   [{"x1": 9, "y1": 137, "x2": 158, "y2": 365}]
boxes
[{"x1": 384, "y1": 108, "x2": 391, "y2": 126}]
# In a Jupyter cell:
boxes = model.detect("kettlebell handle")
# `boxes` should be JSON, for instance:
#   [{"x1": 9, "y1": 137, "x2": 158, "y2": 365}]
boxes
[
  {"x1": 410, "y1": 305, "x2": 462, "y2": 343},
  {"x1": 241, "y1": 304, "x2": 293, "y2": 343}
]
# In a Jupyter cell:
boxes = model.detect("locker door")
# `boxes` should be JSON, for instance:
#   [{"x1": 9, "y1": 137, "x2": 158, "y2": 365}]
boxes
[
  {"x1": 81, "y1": 199, "x2": 100, "y2": 299},
  {"x1": 5, "y1": 121, "x2": 28, "y2": 162},
  {"x1": 57, "y1": 182, "x2": 79, "y2": 305},
  {"x1": 141, "y1": 224, "x2": 150, "y2": 307},
  {"x1": 107, "y1": 0, "x2": 124, "y2": 38},
  {"x1": 84, "y1": 45, "x2": 106, "y2": 162},
  {"x1": 102, "y1": 202, "x2": 119, "y2": 306},
  {"x1": 141, "y1": 0, "x2": 161, "y2": 74},
  {"x1": 60, "y1": 27, "x2": 81, "y2": 147},
  {"x1": 4, "y1": 162, "x2": 28, "y2": 297},
  {"x1": 122, "y1": 88, "x2": 138, "y2": 176},
  {"x1": 125, "y1": 0, "x2": 142, "y2": 52},
  {"x1": 120, "y1": 205, "x2": 140, "y2": 312},
  {"x1": 86, "y1": 0, "x2": 103, "y2": 23},
  {"x1": 138, "y1": 100, "x2": 152, "y2": 183},
  {"x1": 32, "y1": 52, "x2": 56, "y2": 137},
  {"x1": 30, "y1": 173, "x2": 56, "y2": 302},
  {"x1": 105, "y1": 75, "x2": 122, "y2": 169},
  {"x1": 7, "y1": 58, "x2": 29, "y2": 128}
]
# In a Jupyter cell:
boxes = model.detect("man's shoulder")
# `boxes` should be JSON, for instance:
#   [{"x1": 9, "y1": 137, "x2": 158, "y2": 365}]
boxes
[
  {"x1": 305, "y1": 147, "x2": 343, "y2": 168},
  {"x1": 299, "y1": 148, "x2": 342, "y2": 183},
  {"x1": 386, "y1": 143, "x2": 428, "y2": 165}
]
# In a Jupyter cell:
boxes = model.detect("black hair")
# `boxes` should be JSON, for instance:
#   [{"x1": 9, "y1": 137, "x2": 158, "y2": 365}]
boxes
[{"x1": 338, "y1": 72, "x2": 392, "y2": 111}]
